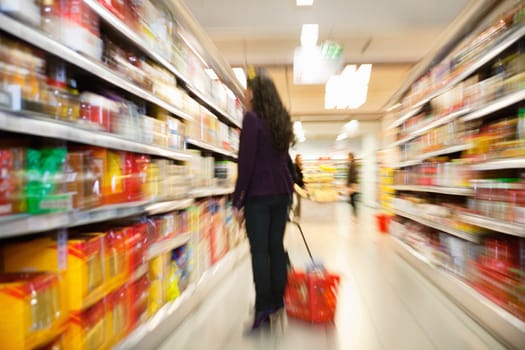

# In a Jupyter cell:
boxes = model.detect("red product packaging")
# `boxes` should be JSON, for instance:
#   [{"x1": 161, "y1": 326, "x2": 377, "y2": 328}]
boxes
[
  {"x1": 128, "y1": 275, "x2": 149, "y2": 328},
  {"x1": 105, "y1": 285, "x2": 129, "y2": 343},
  {"x1": 79, "y1": 93, "x2": 117, "y2": 131},
  {"x1": 52, "y1": 0, "x2": 103, "y2": 59},
  {"x1": 66, "y1": 298, "x2": 107, "y2": 349},
  {"x1": 104, "y1": 229, "x2": 127, "y2": 281},
  {"x1": 124, "y1": 153, "x2": 142, "y2": 202},
  {"x1": 99, "y1": 0, "x2": 127, "y2": 21}
]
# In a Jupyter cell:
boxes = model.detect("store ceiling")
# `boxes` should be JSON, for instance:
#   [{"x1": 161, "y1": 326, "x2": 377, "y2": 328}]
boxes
[{"x1": 183, "y1": 0, "x2": 469, "y2": 139}]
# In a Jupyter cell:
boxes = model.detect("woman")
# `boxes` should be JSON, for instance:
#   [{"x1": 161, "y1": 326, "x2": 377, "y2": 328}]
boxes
[
  {"x1": 233, "y1": 74, "x2": 294, "y2": 330},
  {"x1": 293, "y1": 154, "x2": 305, "y2": 219},
  {"x1": 346, "y1": 152, "x2": 359, "y2": 217}
]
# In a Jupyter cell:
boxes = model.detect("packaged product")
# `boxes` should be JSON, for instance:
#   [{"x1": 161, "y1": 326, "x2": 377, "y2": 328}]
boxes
[
  {"x1": 44, "y1": 0, "x2": 103, "y2": 60},
  {"x1": 64, "y1": 149, "x2": 102, "y2": 209},
  {"x1": 47, "y1": 60, "x2": 81, "y2": 121},
  {"x1": 172, "y1": 245, "x2": 191, "y2": 292},
  {"x1": 2, "y1": 233, "x2": 107, "y2": 311},
  {"x1": 79, "y1": 93, "x2": 117, "y2": 131},
  {"x1": 148, "y1": 252, "x2": 170, "y2": 316},
  {"x1": 128, "y1": 274, "x2": 149, "y2": 329},
  {"x1": 0, "y1": 34, "x2": 47, "y2": 111},
  {"x1": 123, "y1": 152, "x2": 143, "y2": 202},
  {"x1": 209, "y1": 199, "x2": 227, "y2": 265},
  {"x1": 0, "y1": 0, "x2": 41, "y2": 26},
  {"x1": 65, "y1": 298, "x2": 107, "y2": 350},
  {"x1": 105, "y1": 286, "x2": 129, "y2": 345},
  {"x1": 0, "y1": 272, "x2": 66, "y2": 349},
  {"x1": 0, "y1": 147, "x2": 26, "y2": 215},
  {"x1": 25, "y1": 148, "x2": 73, "y2": 214}
]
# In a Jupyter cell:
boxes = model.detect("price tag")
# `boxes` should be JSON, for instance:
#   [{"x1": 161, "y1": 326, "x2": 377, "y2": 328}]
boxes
[{"x1": 57, "y1": 229, "x2": 68, "y2": 271}]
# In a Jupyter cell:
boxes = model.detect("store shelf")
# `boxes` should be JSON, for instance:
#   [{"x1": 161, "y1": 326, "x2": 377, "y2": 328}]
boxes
[
  {"x1": 392, "y1": 237, "x2": 525, "y2": 350},
  {"x1": 462, "y1": 89, "x2": 525, "y2": 122},
  {"x1": 186, "y1": 138, "x2": 237, "y2": 158},
  {"x1": 146, "y1": 232, "x2": 192, "y2": 260},
  {"x1": 114, "y1": 240, "x2": 250, "y2": 350},
  {"x1": 0, "y1": 13, "x2": 192, "y2": 121},
  {"x1": 387, "y1": 109, "x2": 472, "y2": 148},
  {"x1": 0, "y1": 111, "x2": 192, "y2": 162},
  {"x1": 399, "y1": 24, "x2": 525, "y2": 118},
  {"x1": 392, "y1": 185, "x2": 473, "y2": 196},
  {"x1": 387, "y1": 135, "x2": 415, "y2": 149},
  {"x1": 391, "y1": 159, "x2": 422, "y2": 169},
  {"x1": 459, "y1": 213, "x2": 525, "y2": 238},
  {"x1": 394, "y1": 209, "x2": 481, "y2": 243},
  {"x1": 189, "y1": 187, "x2": 235, "y2": 198},
  {"x1": 417, "y1": 143, "x2": 472, "y2": 160},
  {"x1": 184, "y1": 85, "x2": 242, "y2": 128},
  {"x1": 146, "y1": 198, "x2": 194, "y2": 215},
  {"x1": 413, "y1": 108, "x2": 471, "y2": 137},
  {"x1": 0, "y1": 200, "x2": 151, "y2": 238},
  {"x1": 83, "y1": 0, "x2": 241, "y2": 129},
  {"x1": 387, "y1": 105, "x2": 423, "y2": 129},
  {"x1": 470, "y1": 157, "x2": 525, "y2": 171}
]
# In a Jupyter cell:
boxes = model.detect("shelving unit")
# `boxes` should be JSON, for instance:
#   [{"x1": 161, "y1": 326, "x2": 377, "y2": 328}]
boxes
[
  {"x1": 189, "y1": 187, "x2": 235, "y2": 198},
  {"x1": 384, "y1": 3, "x2": 525, "y2": 347},
  {"x1": 387, "y1": 23, "x2": 525, "y2": 128},
  {"x1": 392, "y1": 238, "x2": 525, "y2": 350},
  {"x1": 145, "y1": 198, "x2": 195, "y2": 216},
  {"x1": 0, "y1": 200, "x2": 150, "y2": 238},
  {"x1": 146, "y1": 232, "x2": 193, "y2": 260},
  {"x1": 391, "y1": 159, "x2": 421, "y2": 169},
  {"x1": 417, "y1": 144, "x2": 471, "y2": 160},
  {"x1": 470, "y1": 157, "x2": 525, "y2": 171},
  {"x1": 82, "y1": 0, "x2": 241, "y2": 128},
  {"x1": 387, "y1": 105, "x2": 423, "y2": 129},
  {"x1": 392, "y1": 185, "x2": 473, "y2": 196},
  {"x1": 115, "y1": 241, "x2": 249, "y2": 350},
  {"x1": 186, "y1": 138, "x2": 237, "y2": 159},
  {"x1": 393, "y1": 209, "x2": 482, "y2": 243},
  {"x1": 461, "y1": 89, "x2": 525, "y2": 122},
  {"x1": 459, "y1": 213, "x2": 525, "y2": 238},
  {"x1": 0, "y1": 111, "x2": 193, "y2": 162},
  {"x1": 0, "y1": 13, "x2": 193, "y2": 121},
  {"x1": 0, "y1": 1, "x2": 245, "y2": 348}
]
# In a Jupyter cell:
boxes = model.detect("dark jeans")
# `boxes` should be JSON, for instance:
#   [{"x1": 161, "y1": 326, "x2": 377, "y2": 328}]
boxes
[
  {"x1": 350, "y1": 192, "x2": 359, "y2": 216},
  {"x1": 245, "y1": 194, "x2": 290, "y2": 313}
]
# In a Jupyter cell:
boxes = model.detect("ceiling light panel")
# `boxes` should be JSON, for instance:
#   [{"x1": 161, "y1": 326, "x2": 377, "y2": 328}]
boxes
[
  {"x1": 296, "y1": 0, "x2": 314, "y2": 6},
  {"x1": 300, "y1": 24, "x2": 318, "y2": 48}
]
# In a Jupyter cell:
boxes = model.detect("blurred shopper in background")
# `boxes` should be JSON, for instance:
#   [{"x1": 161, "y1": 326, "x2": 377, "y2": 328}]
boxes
[
  {"x1": 347, "y1": 152, "x2": 359, "y2": 217},
  {"x1": 232, "y1": 73, "x2": 294, "y2": 330},
  {"x1": 293, "y1": 154, "x2": 305, "y2": 219}
]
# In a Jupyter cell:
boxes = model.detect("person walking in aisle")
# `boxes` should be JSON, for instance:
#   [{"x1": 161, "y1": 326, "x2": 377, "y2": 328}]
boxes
[
  {"x1": 347, "y1": 152, "x2": 359, "y2": 217},
  {"x1": 232, "y1": 73, "x2": 294, "y2": 330},
  {"x1": 293, "y1": 154, "x2": 305, "y2": 219}
]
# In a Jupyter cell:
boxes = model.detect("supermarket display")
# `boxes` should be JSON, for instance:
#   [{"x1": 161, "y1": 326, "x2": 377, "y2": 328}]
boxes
[
  {"x1": 302, "y1": 158, "x2": 351, "y2": 202},
  {"x1": 383, "y1": 2, "x2": 525, "y2": 348},
  {"x1": 0, "y1": 0, "x2": 247, "y2": 349}
]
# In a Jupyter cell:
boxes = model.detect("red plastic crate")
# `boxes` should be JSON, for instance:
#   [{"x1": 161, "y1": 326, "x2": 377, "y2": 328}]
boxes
[{"x1": 284, "y1": 270, "x2": 340, "y2": 323}]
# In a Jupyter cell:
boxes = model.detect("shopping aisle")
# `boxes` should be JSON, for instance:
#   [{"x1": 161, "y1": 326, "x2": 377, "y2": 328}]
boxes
[{"x1": 159, "y1": 201, "x2": 506, "y2": 350}]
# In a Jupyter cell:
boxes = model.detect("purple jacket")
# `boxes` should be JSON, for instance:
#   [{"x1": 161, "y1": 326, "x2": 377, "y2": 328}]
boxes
[{"x1": 233, "y1": 111, "x2": 293, "y2": 209}]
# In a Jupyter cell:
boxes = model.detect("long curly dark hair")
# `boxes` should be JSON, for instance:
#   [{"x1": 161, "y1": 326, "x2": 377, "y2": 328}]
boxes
[{"x1": 247, "y1": 75, "x2": 294, "y2": 152}]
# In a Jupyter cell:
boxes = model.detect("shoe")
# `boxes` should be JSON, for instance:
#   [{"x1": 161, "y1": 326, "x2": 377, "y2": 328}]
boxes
[{"x1": 250, "y1": 309, "x2": 272, "y2": 330}]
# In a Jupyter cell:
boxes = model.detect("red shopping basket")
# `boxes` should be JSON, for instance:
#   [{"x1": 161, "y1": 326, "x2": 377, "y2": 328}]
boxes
[
  {"x1": 285, "y1": 269, "x2": 340, "y2": 323},
  {"x1": 284, "y1": 221, "x2": 340, "y2": 323},
  {"x1": 376, "y1": 213, "x2": 391, "y2": 234}
]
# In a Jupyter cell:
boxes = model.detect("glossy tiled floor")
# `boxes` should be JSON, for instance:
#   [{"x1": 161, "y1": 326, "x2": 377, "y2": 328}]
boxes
[{"x1": 159, "y1": 201, "x2": 507, "y2": 350}]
